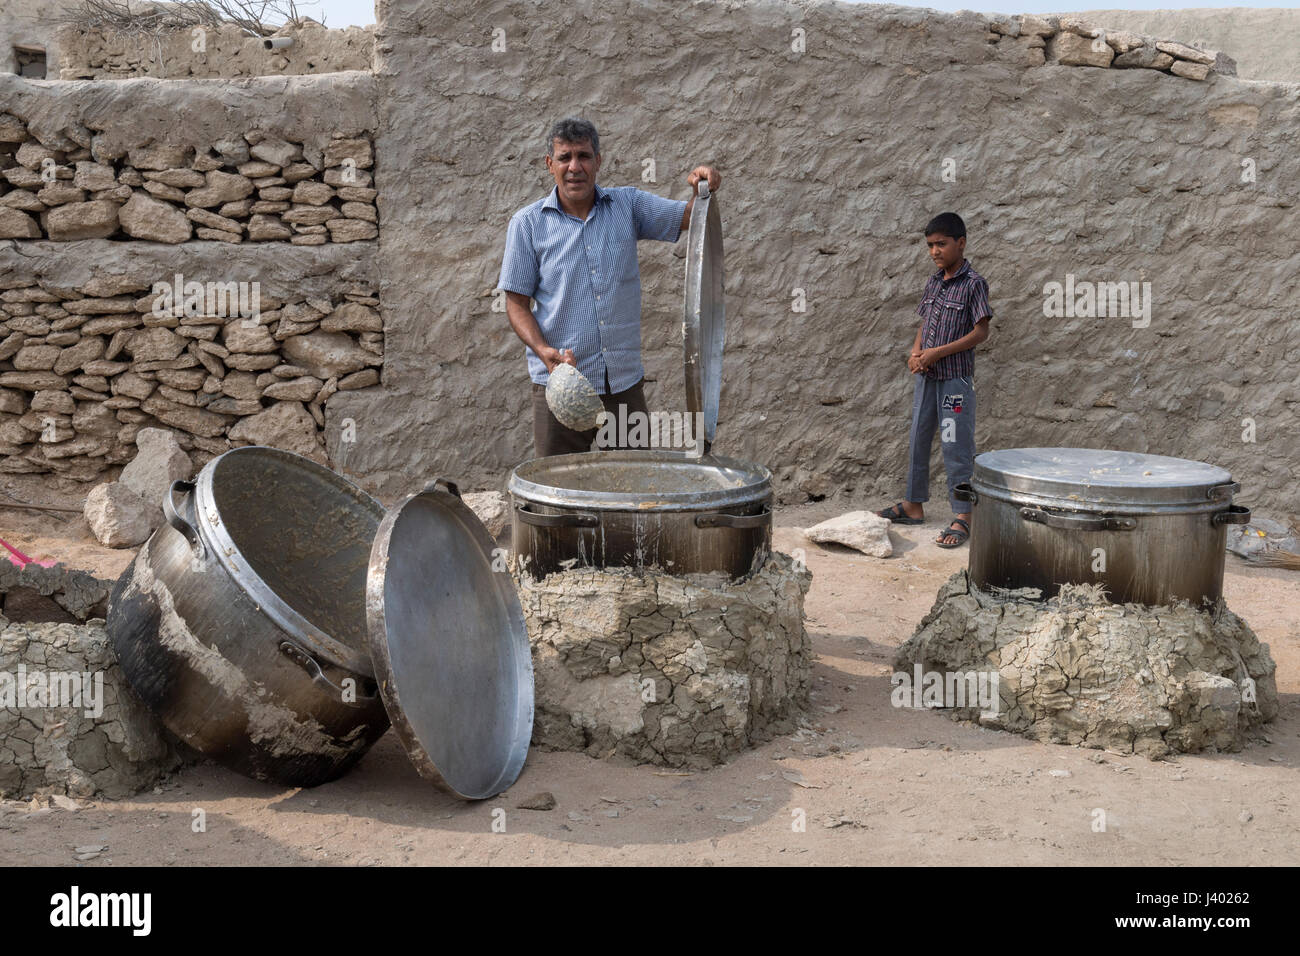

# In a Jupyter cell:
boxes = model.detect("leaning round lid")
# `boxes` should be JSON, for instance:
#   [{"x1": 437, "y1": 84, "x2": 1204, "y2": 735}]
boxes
[
  {"x1": 972, "y1": 448, "x2": 1237, "y2": 508},
  {"x1": 683, "y1": 180, "x2": 724, "y2": 447},
  {"x1": 365, "y1": 478, "x2": 534, "y2": 799}
]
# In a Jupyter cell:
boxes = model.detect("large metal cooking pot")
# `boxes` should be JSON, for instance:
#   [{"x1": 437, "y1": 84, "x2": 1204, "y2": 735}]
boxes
[
  {"x1": 508, "y1": 449, "x2": 772, "y2": 579},
  {"x1": 107, "y1": 447, "x2": 391, "y2": 787},
  {"x1": 958, "y1": 448, "x2": 1250, "y2": 606}
]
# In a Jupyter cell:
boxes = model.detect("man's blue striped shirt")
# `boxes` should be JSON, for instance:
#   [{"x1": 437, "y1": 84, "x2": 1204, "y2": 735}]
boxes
[{"x1": 498, "y1": 183, "x2": 687, "y2": 392}]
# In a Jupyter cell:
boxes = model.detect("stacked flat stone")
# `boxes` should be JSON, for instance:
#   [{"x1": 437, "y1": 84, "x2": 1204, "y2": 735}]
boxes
[
  {"x1": 987, "y1": 14, "x2": 1236, "y2": 79},
  {"x1": 0, "y1": 120, "x2": 377, "y2": 244},
  {"x1": 0, "y1": 277, "x2": 382, "y2": 479}
]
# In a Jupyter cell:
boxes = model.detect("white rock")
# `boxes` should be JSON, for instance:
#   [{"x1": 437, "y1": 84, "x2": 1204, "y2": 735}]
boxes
[
  {"x1": 1155, "y1": 40, "x2": 1215, "y2": 65},
  {"x1": 227, "y1": 401, "x2": 326, "y2": 464},
  {"x1": 1049, "y1": 32, "x2": 1115, "y2": 68},
  {"x1": 84, "y1": 482, "x2": 157, "y2": 548},
  {"x1": 804, "y1": 511, "x2": 894, "y2": 558},
  {"x1": 281, "y1": 331, "x2": 372, "y2": 379},
  {"x1": 118, "y1": 192, "x2": 192, "y2": 243},
  {"x1": 1170, "y1": 60, "x2": 1211, "y2": 81},
  {"x1": 44, "y1": 200, "x2": 119, "y2": 240},
  {"x1": 462, "y1": 491, "x2": 508, "y2": 538},
  {"x1": 120, "y1": 427, "x2": 193, "y2": 510}
]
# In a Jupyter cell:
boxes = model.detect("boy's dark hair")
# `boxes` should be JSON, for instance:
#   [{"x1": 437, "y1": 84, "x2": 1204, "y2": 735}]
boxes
[
  {"x1": 547, "y1": 118, "x2": 600, "y2": 157},
  {"x1": 924, "y1": 212, "x2": 966, "y2": 240}
]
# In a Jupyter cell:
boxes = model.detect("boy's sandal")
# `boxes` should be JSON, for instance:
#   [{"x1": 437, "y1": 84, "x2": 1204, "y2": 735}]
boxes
[
  {"x1": 878, "y1": 502, "x2": 924, "y2": 525},
  {"x1": 936, "y1": 518, "x2": 970, "y2": 548}
]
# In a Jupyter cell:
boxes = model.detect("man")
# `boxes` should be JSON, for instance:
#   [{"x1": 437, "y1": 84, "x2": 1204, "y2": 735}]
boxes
[
  {"x1": 877, "y1": 212, "x2": 992, "y2": 547},
  {"x1": 498, "y1": 117, "x2": 720, "y2": 457}
]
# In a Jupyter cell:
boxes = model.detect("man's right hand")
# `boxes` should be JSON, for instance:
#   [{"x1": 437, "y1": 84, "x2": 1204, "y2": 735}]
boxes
[{"x1": 541, "y1": 347, "x2": 577, "y2": 372}]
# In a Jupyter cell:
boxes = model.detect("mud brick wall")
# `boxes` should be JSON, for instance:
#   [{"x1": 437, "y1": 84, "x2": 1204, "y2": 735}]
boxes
[
  {"x1": 1, "y1": 2, "x2": 1298, "y2": 511},
  {"x1": 313, "y1": 0, "x2": 1300, "y2": 515},
  {"x1": 56, "y1": 21, "x2": 375, "y2": 80},
  {"x1": 0, "y1": 0, "x2": 72, "y2": 78}
]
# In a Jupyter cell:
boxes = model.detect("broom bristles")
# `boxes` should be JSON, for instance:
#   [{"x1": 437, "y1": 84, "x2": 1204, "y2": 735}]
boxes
[{"x1": 1247, "y1": 549, "x2": 1300, "y2": 571}]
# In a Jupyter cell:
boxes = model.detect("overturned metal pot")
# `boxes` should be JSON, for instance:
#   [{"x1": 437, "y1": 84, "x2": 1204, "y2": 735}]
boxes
[
  {"x1": 959, "y1": 447, "x2": 1250, "y2": 606},
  {"x1": 508, "y1": 449, "x2": 772, "y2": 579},
  {"x1": 108, "y1": 446, "x2": 391, "y2": 788}
]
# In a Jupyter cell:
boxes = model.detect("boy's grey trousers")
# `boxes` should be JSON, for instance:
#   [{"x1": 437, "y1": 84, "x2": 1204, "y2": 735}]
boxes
[{"x1": 905, "y1": 373, "x2": 976, "y2": 514}]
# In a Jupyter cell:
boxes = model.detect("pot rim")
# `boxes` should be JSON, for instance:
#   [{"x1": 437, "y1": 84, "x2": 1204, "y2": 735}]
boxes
[
  {"x1": 507, "y1": 449, "x2": 772, "y2": 512},
  {"x1": 972, "y1": 447, "x2": 1237, "y2": 511},
  {"x1": 190, "y1": 446, "x2": 384, "y2": 677},
  {"x1": 968, "y1": 484, "x2": 1238, "y2": 517}
]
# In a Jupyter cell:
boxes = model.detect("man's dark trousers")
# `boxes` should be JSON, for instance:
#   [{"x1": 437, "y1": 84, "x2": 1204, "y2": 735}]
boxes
[{"x1": 530, "y1": 371, "x2": 650, "y2": 458}]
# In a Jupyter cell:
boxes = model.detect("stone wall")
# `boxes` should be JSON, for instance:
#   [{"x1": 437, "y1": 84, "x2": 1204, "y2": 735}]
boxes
[
  {"x1": 0, "y1": 73, "x2": 381, "y2": 480},
  {"x1": 325, "y1": 0, "x2": 1299, "y2": 516},
  {"x1": 55, "y1": 20, "x2": 376, "y2": 80},
  {"x1": 0, "y1": 243, "x2": 380, "y2": 479},
  {"x1": 1, "y1": 115, "x2": 377, "y2": 244},
  {"x1": 1072, "y1": 8, "x2": 1300, "y2": 84},
  {"x1": 991, "y1": 13, "x2": 1236, "y2": 79}
]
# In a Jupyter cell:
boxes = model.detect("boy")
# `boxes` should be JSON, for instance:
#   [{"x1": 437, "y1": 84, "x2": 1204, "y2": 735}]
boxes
[{"x1": 877, "y1": 212, "x2": 992, "y2": 547}]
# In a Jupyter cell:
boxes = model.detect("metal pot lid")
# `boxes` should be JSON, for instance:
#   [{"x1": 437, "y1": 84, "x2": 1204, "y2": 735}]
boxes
[
  {"x1": 508, "y1": 449, "x2": 771, "y2": 512},
  {"x1": 365, "y1": 478, "x2": 534, "y2": 799},
  {"x1": 683, "y1": 180, "x2": 724, "y2": 446},
  {"x1": 972, "y1": 447, "x2": 1238, "y2": 509}
]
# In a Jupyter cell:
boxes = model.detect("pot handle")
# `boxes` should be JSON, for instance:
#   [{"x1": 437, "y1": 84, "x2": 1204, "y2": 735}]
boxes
[
  {"x1": 1207, "y1": 481, "x2": 1240, "y2": 501},
  {"x1": 954, "y1": 482, "x2": 978, "y2": 504},
  {"x1": 515, "y1": 504, "x2": 599, "y2": 528},
  {"x1": 695, "y1": 506, "x2": 772, "y2": 529},
  {"x1": 163, "y1": 479, "x2": 206, "y2": 561},
  {"x1": 1019, "y1": 507, "x2": 1137, "y2": 532},
  {"x1": 279, "y1": 642, "x2": 379, "y2": 708},
  {"x1": 422, "y1": 477, "x2": 461, "y2": 498},
  {"x1": 1213, "y1": 505, "x2": 1251, "y2": 526}
]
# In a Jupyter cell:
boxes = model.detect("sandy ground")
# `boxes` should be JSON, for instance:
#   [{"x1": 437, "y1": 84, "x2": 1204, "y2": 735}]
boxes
[{"x1": 0, "y1": 474, "x2": 1296, "y2": 866}]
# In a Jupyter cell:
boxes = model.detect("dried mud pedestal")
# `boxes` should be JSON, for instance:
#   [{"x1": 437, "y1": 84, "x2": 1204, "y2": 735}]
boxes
[
  {"x1": 0, "y1": 619, "x2": 180, "y2": 799},
  {"x1": 514, "y1": 552, "x2": 812, "y2": 769},
  {"x1": 0, "y1": 562, "x2": 110, "y2": 625},
  {"x1": 896, "y1": 571, "x2": 1279, "y2": 758},
  {"x1": 0, "y1": 565, "x2": 179, "y2": 799}
]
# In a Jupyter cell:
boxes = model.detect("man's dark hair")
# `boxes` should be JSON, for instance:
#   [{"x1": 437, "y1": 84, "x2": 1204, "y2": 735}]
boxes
[
  {"x1": 547, "y1": 118, "x2": 600, "y2": 157},
  {"x1": 924, "y1": 212, "x2": 966, "y2": 240}
]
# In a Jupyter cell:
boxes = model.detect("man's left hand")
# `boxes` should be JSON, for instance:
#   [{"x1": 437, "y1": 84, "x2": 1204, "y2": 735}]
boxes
[{"x1": 687, "y1": 166, "x2": 721, "y2": 194}]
